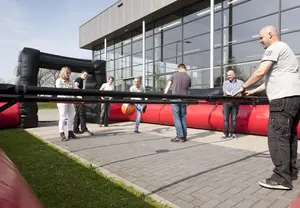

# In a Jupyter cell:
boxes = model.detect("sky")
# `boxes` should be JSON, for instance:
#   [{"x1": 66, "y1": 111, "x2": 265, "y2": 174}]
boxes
[{"x1": 0, "y1": 0, "x2": 117, "y2": 83}]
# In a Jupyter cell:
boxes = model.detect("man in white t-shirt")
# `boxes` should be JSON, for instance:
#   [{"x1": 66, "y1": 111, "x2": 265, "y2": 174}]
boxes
[
  {"x1": 99, "y1": 76, "x2": 114, "y2": 126},
  {"x1": 235, "y1": 25, "x2": 300, "y2": 190},
  {"x1": 130, "y1": 77, "x2": 147, "y2": 133}
]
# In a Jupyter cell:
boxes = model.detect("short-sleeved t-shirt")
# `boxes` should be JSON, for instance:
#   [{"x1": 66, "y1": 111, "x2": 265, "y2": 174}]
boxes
[
  {"x1": 130, "y1": 85, "x2": 145, "y2": 100},
  {"x1": 262, "y1": 41, "x2": 300, "y2": 101},
  {"x1": 74, "y1": 77, "x2": 86, "y2": 89},
  {"x1": 169, "y1": 72, "x2": 191, "y2": 95},
  {"x1": 100, "y1": 83, "x2": 114, "y2": 91}
]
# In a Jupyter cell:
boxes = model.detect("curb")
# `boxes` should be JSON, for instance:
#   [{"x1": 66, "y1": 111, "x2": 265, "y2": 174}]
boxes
[{"x1": 29, "y1": 132, "x2": 180, "y2": 208}]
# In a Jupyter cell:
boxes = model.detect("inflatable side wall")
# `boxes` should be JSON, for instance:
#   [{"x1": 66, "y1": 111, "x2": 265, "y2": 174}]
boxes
[{"x1": 16, "y1": 47, "x2": 106, "y2": 128}]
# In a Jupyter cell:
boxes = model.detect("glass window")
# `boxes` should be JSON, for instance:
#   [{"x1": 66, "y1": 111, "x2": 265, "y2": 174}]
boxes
[
  {"x1": 115, "y1": 69, "x2": 122, "y2": 80},
  {"x1": 145, "y1": 76, "x2": 154, "y2": 91},
  {"x1": 222, "y1": 0, "x2": 248, "y2": 9},
  {"x1": 154, "y1": 58, "x2": 182, "y2": 74},
  {"x1": 223, "y1": 14, "x2": 279, "y2": 45},
  {"x1": 115, "y1": 47, "x2": 122, "y2": 59},
  {"x1": 123, "y1": 43, "x2": 131, "y2": 56},
  {"x1": 115, "y1": 56, "x2": 131, "y2": 69},
  {"x1": 123, "y1": 67, "x2": 131, "y2": 79},
  {"x1": 223, "y1": 0, "x2": 279, "y2": 26},
  {"x1": 132, "y1": 40, "x2": 142, "y2": 53},
  {"x1": 93, "y1": 54, "x2": 100, "y2": 60},
  {"x1": 156, "y1": 26, "x2": 182, "y2": 45},
  {"x1": 282, "y1": 0, "x2": 300, "y2": 10},
  {"x1": 223, "y1": 40, "x2": 264, "y2": 64},
  {"x1": 154, "y1": 42, "x2": 182, "y2": 61},
  {"x1": 154, "y1": 74, "x2": 172, "y2": 91},
  {"x1": 223, "y1": 61, "x2": 261, "y2": 83},
  {"x1": 282, "y1": 31, "x2": 300, "y2": 55},
  {"x1": 281, "y1": 7, "x2": 300, "y2": 33},
  {"x1": 183, "y1": 16, "x2": 210, "y2": 39},
  {"x1": 213, "y1": 67, "x2": 223, "y2": 87},
  {"x1": 146, "y1": 49, "x2": 153, "y2": 63},
  {"x1": 183, "y1": 2, "x2": 221, "y2": 23},
  {"x1": 214, "y1": 30, "x2": 221, "y2": 48},
  {"x1": 106, "y1": 71, "x2": 114, "y2": 79},
  {"x1": 107, "y1": 50, "x2": 114, "y2": 61},
  {"x1": 132, "y1": 52, "x2": 143, "y2": 66},
  {"x1": 184, "y1": 33, "x2": 209, "y2": 54},
  {"x1": 184, "y1": 50, "x2": 210, "y2": 70},
  {"x1": 146, "y1": 62, "x2": 154, "y2": 75},
  {"x1": 187, "y1": 69, "x2": 210, "y2": 89},
  {"x1": 133, "y1": 64, "x2": 143, "y2": 77},
  {"x1": 155, "y1": 14, "x2": 182, "y2": 33},
  {"x1": 107, "y1": 61, "x2": 114, "y2": 71},
  {"x1": 107, "y1": 40, "x2": 114, "y2": 51},
  {"x1": 146, "y1": 36, "x2": 153, "y2": 50},
  {"x1": 115, "y1": 80, "x2": 122, "y2": 91}
]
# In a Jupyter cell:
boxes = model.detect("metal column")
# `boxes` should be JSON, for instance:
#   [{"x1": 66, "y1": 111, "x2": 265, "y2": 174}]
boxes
[
  {"x1": 142, "y1": 20, "x2": 146, "y2": 89},
  {"x1": 104, "y1": 38, "x2": 107, "y2": 61},
  {"x1": 210, "y1": 0, "x2": 215, "y2": 88}
]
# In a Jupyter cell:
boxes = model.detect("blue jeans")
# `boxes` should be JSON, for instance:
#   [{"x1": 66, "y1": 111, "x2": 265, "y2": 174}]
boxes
[
  {"x1": 171, "y1": 103, "x2": 187, "y2": 138},
  {"x1": 135, "y1": 104, "x2": 143, "y2": 130},
  {"x1": 222, "y1": 103, "x2": 239, "y2": 136}
]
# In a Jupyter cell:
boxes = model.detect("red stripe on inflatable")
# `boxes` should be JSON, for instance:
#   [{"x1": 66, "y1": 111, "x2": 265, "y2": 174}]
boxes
[
  {"x1": 0, "y1": 102, "x2": 20, "y2": 129},
  {"x1": 109, "y1": 102, "x2": 300, "y2": 137}
]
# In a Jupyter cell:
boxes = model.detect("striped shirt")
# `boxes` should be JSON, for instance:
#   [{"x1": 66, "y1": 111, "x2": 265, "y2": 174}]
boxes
[{"x1": 222, "y1": 79, "x2": 244, "y2": 96}]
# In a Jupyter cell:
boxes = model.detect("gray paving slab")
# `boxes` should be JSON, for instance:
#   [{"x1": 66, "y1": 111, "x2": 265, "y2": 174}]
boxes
[{"x1": 25, "y1": 109, "x2": 300, "y2": 208}]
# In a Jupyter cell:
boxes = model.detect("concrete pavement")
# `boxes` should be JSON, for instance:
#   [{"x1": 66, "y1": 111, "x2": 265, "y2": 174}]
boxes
[{"x1": 26, "y1": 109, "x2": 300, "y2": 208}]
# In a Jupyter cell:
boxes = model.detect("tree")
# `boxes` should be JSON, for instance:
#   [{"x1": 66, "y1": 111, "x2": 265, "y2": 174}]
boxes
[{"x1": 37, "y1": 69, "x2": 59, "y2": 87}]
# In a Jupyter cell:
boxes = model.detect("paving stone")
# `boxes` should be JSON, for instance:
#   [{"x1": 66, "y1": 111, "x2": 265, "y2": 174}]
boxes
[{"x1": 26, "y1": 111, "x2": 300, "y2": 208}]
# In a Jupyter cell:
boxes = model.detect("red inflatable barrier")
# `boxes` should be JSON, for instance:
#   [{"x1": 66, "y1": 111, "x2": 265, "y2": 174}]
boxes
[
  {"x1": 109, "y1": 102, "x2": 300, "y2": 137},
  {"x1": 0, "y1": 102, "x2": 20, "y2": 129},
  {"x1": 0, "y1": 149, "x2": 44, "y2": 208}
]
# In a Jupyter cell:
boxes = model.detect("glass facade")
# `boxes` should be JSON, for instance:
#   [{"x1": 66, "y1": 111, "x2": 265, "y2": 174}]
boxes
[{"x1": 93, "y1": 0, "x2": 300, "y2": 91}]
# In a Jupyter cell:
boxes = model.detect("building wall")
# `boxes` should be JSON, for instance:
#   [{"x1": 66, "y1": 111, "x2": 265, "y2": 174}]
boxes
[
  {"x1": 92, "y1": 0, "x2": 300, "y2": 91},
  {"x1": 79, "y1": 0, "x2": 179, "y2": 49}
]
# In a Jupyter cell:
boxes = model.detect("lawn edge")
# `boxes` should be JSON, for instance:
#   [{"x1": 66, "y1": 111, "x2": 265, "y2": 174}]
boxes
[{"x1": 25, "y1": 130, "x2": 179, "y2": 208}]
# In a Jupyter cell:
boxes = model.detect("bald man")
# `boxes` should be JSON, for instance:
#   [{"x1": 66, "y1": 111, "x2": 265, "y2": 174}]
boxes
[
  {"x1": 235, "y1": 25, "x2": 300, "y2": 190},
  {"x1": 222, "y1": 70, "x2": 244, "y2": 139}
]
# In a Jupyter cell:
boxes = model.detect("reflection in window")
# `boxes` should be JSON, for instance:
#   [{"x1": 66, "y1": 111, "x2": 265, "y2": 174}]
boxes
[
  {"x1": 115, "y1": 69, "x2": 122, "y2": 80},
  {"x1": 132, "y1": 40, "x2": 142, "y2": 53},
  {"x1": 132, "y1": 52, "x2": 143, "y2": 66},
  {"x1": 106, "y1": 71, "x2": 114, "y2": 79},
  {"x1": 281, "y1": 7, "x2": 300, "y2": 33},
  {"x1": 123, "y1": 67, "x2": 131, "y2": 79},
  {"x1": 282, "y1": 0, "x2": 300, "y2": 10},
  {"x1": 183, "y1": 3, "x2": 221, "y2": 24},
  {"x1": 133, "y1": 65, "x2": 143, "y2": 77},
  {"x1": 115, "y1": 56, "x2": 131, "y2": 69},
  {"x1": 187, "y1": 69, "x2": 210, "y2": 89},
  {"x1": 155, "y1": 17, "x2": 182, "y2": 33},
  {"x1": 223, "y1": 61, "x2": 261, "y2": 83},
  {"x1": 107, "y1": 51, "x2": 114, "y2": 61},
  {"x1": 183, "y1": 16, "x2": 210, "y2": 39},
  {"x1": 223, "y1": 0, "x2": 279, "y2": 26},
  {"x1": 154, "y1": 74, "x2": 172, "y2": 91},
  {"x1": 146, "y1": 62, "x2": 154, "y2": 75},
  {"x1": 154, "y1": 58, "x2": 182, "y2": 74},
  {"x1": 154, "y1": 42, "x2": 182, "y2": 61},
  {"x1": 214, "y1": 67, "x2": 222, "y2": 87},
  {"x1": 184, "y1": 51, "x2": 210, "y2": 70},
  {"x1": 115, "y1": 80, "x2": 122, "y2": 91},
  {"x1": 156, "y1": 26, "x2": 182, "y2": 45},
  {"x1": 146, "y1": 49, "x2": 153, "y2": 63},
  {"x1": 107, "y1": 61, "x2": 114, "y2": 71},
  {"x1": 223, "y1": 40, "x2": 264, "y2": 64},
  {"x1": 224, "y1": 14, "x2": 278, "y2": 45},
  {"x1": 282, "y1": 31, "x2": 300, "y2": 55},
  {"x1": 184, "y1": 34, "x2": 209, "y2": 54},
  {"x1": 146, "y1": 36, "x2": 153, "y2": 50}
]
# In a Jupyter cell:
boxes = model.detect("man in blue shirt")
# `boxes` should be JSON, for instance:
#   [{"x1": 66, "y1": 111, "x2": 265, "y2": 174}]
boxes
[{"x1": 222, "y1": 70, "x2": 244, "y2": 139}]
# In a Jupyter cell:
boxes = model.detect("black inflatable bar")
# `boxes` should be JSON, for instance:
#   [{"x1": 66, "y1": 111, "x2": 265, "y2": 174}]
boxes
[
  {"x1": 0, "y1": 83, "x2": 269, "y2": 104},
  {"x1": 15, "y1": 47, "x2": 106, "y2": 128}
]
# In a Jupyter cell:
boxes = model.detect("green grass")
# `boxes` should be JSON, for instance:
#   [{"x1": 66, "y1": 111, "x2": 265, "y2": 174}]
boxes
[
  {"x1": 37, "y1": 102, "x2": 57, "y2": 109},
  {"x1": 0, "y1": 129, "x2": 169, "y2": 208}
]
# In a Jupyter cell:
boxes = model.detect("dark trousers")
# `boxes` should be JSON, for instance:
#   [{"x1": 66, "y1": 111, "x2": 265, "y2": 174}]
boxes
[
  {"x1": 268, "y1": 96, "x2": 300, "y2": 188},
  {"x1": 222, "y1": 103, "x2": 239, "y2": 136},
  {"x1": 73, "y1": 103, "x2": 88, "y2": 132},
  {"x1": 100, "y1": 103, "x2": 111, "y2": 125}
]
